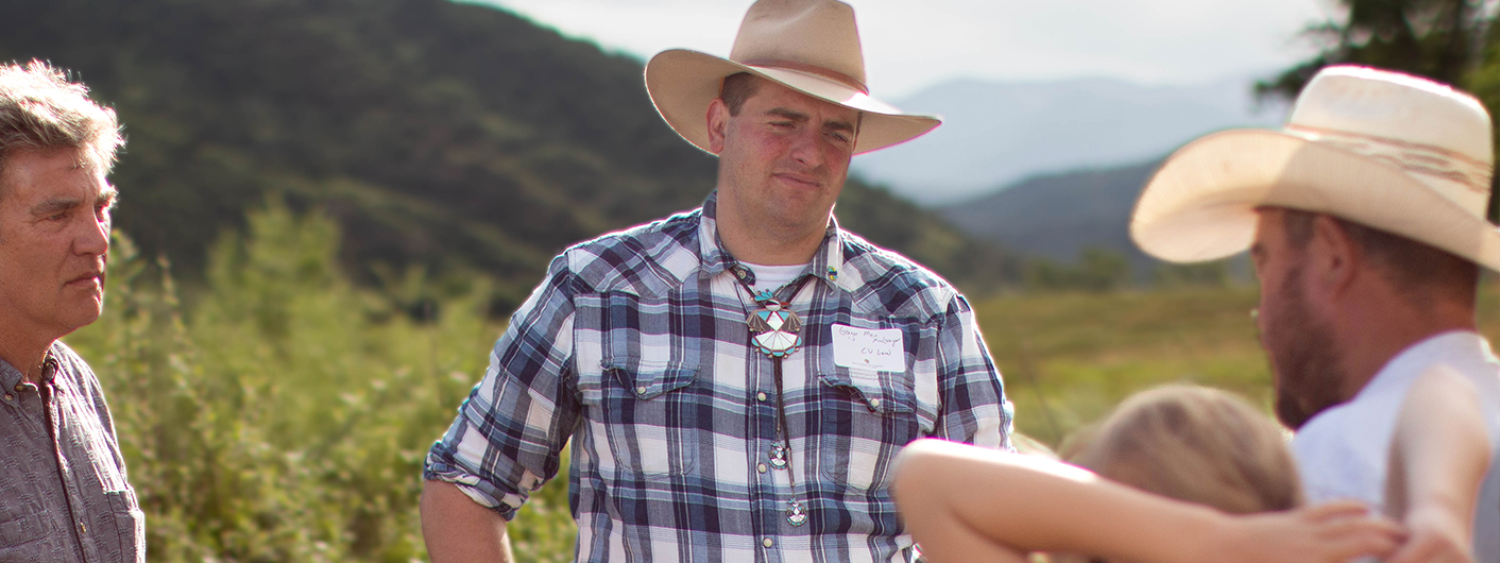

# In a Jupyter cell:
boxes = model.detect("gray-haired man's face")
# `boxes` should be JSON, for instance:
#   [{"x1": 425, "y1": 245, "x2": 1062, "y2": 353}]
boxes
[{"x1": 0, "y1": 147, "x2": 115, "y2": 342}]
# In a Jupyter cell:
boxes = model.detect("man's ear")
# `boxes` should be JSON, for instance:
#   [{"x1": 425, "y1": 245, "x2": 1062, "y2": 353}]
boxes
[
  {"x1": 1309, "y1": 214, "x2": 1360, "y2": 295},
  {"x1": 707, "y1": 99, "x2": 730, "y2": 155}
]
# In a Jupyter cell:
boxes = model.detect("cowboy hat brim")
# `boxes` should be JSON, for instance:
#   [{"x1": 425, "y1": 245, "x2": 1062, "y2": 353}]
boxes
[
  {"x1": 1131, "y1": 128, "x2": 1500, "y2": 271},
  {"x1": 645, "y1": 49, "x2": 941, "y2": 155}
]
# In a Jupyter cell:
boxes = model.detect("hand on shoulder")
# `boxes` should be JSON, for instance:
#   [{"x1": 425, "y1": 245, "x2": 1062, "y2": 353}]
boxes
[{"x1": 1208, "y1": 500, "x2": 1402, "y2": 563}]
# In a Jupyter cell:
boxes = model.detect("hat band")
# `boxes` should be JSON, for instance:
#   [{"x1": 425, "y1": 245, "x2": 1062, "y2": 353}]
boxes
[
  {"x1": 741, "y1": 58, "x2": 869, "y2": 94},
  {"x1": 1286, "y1": 125, "x2": 1494, "y2": 196}
]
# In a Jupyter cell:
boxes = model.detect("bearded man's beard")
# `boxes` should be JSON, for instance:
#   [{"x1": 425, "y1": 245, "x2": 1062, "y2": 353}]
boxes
[{"x1": 1267, "y1": 266, "x2": 1348, "y2": 430}]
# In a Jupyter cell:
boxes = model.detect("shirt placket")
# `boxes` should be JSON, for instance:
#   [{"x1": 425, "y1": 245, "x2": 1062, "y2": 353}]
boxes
[
  {"x1": 747, "y1": 343, "x2": 787, "y2": 563},
  {"x1": 43, "y1": 380, "x2": 96, "y2": 563},
  {"x1": 719, "y1": 266, "x2": 783, "y2": 563}
]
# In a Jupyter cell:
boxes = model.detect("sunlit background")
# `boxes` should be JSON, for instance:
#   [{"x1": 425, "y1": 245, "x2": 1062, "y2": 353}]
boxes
[{"x1": 2, "y1": 0, "x2": 1497, "y2": 561}]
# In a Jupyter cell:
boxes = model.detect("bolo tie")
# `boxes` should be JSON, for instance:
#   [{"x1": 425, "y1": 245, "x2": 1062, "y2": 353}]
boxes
[{"x1": 735, "y1": 267, "x2": 815, "y2": 527}]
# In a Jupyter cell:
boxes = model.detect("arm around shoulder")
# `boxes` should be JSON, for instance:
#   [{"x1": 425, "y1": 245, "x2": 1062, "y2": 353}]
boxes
[
  {"x1": 1385, "y1": 365, "x2": 1493, "y2": 563},
  {"x1": 892, "y1": 438, "x2": 1402, "y2": 563}
]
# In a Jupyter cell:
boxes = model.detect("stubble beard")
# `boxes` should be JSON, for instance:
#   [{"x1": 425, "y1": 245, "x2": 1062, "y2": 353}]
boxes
[{"x1": 1269, "y1": 265, "x2": 1348, "y2": 430}]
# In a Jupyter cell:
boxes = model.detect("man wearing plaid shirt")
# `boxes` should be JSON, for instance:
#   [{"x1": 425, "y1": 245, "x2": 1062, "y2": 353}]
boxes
[{"x1": 420, "y1": 1, "x2": 1012, "y2": 561}]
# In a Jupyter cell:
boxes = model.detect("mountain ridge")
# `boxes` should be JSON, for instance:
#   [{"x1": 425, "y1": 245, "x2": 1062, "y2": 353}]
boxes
[
  {"x1": 853, "y1": 74, "x2": 1285, "y2": 205},
  {"x1": 939, "y1": 159, "x2": 1163, "y2": 274}
]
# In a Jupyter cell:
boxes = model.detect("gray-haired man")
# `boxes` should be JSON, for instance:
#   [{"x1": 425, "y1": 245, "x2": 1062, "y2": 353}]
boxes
[{"x1": 0, "y1": 60, "x2": 142, "y2": 563}]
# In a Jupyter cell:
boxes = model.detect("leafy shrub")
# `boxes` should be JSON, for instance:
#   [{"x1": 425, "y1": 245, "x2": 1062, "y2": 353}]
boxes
[{"x1": 67, "y1": 199, "x2": 577, "y2": 562}]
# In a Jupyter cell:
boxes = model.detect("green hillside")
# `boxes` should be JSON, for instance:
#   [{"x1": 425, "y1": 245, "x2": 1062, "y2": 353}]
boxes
[
  {"x1": 941, "y1": 161, "x2": 1159, "y2": 270},
  {"x1": 0, "y1": 0, "x2": 1019, "y2": 305}
]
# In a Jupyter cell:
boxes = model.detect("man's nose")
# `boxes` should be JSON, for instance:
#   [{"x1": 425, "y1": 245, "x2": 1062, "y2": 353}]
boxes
[
  {"x1": 75, "y1": 215, "x2": 110, "y2": 256},
  {"x1": 789, "y1": 127, "x2": 824, "y2": 167}
]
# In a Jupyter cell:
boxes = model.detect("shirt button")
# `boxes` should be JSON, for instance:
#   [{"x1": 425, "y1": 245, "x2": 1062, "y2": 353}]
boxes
[
  {"x1": 636, "y1": 386, "x2": 648, "y2": 395},
  {"x1": 869, "y1": 398, "x2": 882, "y2": 408},
  {"x1": 757, "y1": 463, "x2": 767, "y2": 473},
  {"x1": 756, "y1": 392, "x2": 767, "y2": 402},
  {"x1": 2, "y1": 394, "x2": 11, "y2": 401},
  {"x1": 763, "y1": 538, "x2": 774, "y2": 548},
  {"x1": 78, "y1": 522, "x2": 86, "y2": 534}
]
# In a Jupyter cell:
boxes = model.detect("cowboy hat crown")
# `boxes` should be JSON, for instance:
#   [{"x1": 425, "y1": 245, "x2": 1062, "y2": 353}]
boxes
[
  {"x1": 1130, "y1": 65, "x2": 1500, "y2": 270},
  {"x1": 645, "y1": 0, "x2": 941, "y2": 155}
]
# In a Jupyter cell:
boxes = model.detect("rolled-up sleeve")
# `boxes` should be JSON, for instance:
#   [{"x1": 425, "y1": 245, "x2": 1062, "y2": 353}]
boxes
[
  {"x1": 933, "y1": 293, "x2": 1013, "y2": 450},
  {"x1": 423, "y1": 254, "x2": 583, "y2": 519}
]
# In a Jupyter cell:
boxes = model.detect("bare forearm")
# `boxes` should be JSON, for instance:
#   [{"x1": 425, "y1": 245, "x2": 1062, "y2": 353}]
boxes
[
  {"x1": 1392, "y1": 366, "x2": 1490, "y2": 522},
  {"x1": 893, "y1": 439, "x2": 1221, "y2": 563},
  {"x1": 421, "y1": 480, "x2": 515, "y2": 563},
  {"x1": 893, "y1": 439, "x2": 1399, "y2": 563}
]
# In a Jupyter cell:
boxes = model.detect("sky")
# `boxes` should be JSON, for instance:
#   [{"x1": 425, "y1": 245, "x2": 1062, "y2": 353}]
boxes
[{"x1": 475, "y1": 0, "x2": 1341, "y2": 99}]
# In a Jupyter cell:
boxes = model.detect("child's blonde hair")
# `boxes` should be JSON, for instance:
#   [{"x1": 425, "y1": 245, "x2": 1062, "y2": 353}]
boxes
[{"x1": 1068, "y1": 385, "x2": 1303, "y2": 514}]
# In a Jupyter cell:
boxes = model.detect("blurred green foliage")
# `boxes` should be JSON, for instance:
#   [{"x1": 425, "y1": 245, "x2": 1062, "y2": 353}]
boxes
[
  {"x1": 66, "y1": 201, "x2": 576, "y2": 562},
  {"x1": 1151, "y1": 260, "x2": 1233, "y2": 290},
  {"x1": 1256, "y1": 0, "x2": 1486, "y2": 102},
  {"x1": 1023, "y1": 248, "x2": 1132, "y2": 292}
]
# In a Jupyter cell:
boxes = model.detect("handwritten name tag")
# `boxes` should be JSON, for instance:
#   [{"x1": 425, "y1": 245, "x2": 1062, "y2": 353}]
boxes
[{"x1": 832, "y1": 324, "x2": 906, "y2": 372}]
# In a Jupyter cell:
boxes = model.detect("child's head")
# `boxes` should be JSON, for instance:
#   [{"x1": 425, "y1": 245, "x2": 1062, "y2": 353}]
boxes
[{"x1": 1068, "y1": 385, "x2": 1303, "y2": 514}]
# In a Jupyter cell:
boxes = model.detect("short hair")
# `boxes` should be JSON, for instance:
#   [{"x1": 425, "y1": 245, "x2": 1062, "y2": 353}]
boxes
[
  {"x1": 1069, "y1": 385, "x2": 1303, "y2": 515},
  {"x1": 0, "y1": 60, "x2": 123, "y2": 191},
  {"x1": 1281, "y1": 209, "x2": 1478, "y2": 308},
  {"x1": 719, "y1": 72, "x2": 761, "y2": 116},
  {"x1": 718, "y1": 71, "x2": 864, "y2": 133}
]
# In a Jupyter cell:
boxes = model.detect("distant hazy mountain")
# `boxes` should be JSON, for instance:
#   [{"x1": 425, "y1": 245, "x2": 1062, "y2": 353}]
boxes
[
  {"x1": 853, "y1": 76, "x2": 1285, "y2": 205},
  {"x1": 939, "y1": 160, "x2": 1160, "y2": 273}
]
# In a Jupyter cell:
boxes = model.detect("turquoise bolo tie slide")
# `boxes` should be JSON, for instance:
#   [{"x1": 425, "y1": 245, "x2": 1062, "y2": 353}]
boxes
[{"x1": 746, "y1": 297, "x2": 803, "y2": 358}]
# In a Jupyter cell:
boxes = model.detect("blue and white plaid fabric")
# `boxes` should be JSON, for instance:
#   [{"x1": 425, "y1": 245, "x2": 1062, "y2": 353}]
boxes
[{"x1": 425, "y1": 192, "x2": 1012, "y2": 563}]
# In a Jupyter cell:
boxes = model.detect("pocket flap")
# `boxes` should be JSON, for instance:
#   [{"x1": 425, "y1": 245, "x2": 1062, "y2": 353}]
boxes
[
  {"x1": 602, "y1": 359, "x2": 697, "y2": 400},
  {"x1": 816, "y1": 366, "x2": 915, "y2": 414}
]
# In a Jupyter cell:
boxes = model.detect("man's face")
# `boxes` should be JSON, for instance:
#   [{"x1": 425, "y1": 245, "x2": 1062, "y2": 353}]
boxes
[
  {"x1": 0, "y1": 148, "x2": 114, "y2": 343},
  {"x1": 1250, "y1": 209, "x2": 1346, "y2": 429},
  {"x1": 713, "y1": 78, "x2": 859, "y2": 236}
]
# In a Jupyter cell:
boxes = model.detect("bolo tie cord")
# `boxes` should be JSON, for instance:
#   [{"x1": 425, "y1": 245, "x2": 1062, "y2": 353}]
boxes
[{"x1": 735, "y1": 269, "x2": 814, "y2": 526}]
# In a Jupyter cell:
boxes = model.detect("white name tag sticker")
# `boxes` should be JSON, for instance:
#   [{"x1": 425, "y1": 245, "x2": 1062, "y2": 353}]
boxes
[{"x1": 832, "y1": 324, "x2": 906, "y2": 372}]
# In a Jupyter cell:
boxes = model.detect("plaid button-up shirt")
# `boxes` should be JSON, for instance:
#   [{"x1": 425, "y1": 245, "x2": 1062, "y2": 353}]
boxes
[{"x1": 425, "y1": 193, "x2": 1012, "y2": 563}]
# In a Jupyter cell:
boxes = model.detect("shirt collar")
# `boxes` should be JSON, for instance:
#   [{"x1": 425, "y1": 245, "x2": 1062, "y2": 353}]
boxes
[
  {"x1": 1360, "y1": 329, "x2": 1496, "y2": 398},
  {"x1": 0, "y1": 344, "x2": 60, "y2": 393},
  {"x1": 696, "y1": 191, "x2": 846, "y2": 291}
]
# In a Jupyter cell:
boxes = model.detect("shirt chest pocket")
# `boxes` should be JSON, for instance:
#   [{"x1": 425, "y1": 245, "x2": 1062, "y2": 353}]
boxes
[
  {"x1": 812, "y1": 320, "x2": 939, "y2": 492},
  {"x1": 104, "y1": 488, "x2": 144, "y2": 562},
  {"x1": 573, "y1": 292, "x2": 702, "y2": 479}
]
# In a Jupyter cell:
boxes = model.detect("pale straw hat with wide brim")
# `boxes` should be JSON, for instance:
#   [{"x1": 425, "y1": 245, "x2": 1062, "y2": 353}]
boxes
[
  {"x1": 1131, "y1": 66, "x2": 1500, "y2": 271},
  {"x1": 645, "y1": 0, "x2": 941, "y2": 155}
]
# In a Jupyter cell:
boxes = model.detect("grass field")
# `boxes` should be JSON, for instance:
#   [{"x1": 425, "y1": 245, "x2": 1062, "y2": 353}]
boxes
[
  {"x1": 977, "y1": 281, "x2": 1500, "y2": 449},
  {"x1": 974, "y1": 287, "x2": 1269, "y2": 448}
]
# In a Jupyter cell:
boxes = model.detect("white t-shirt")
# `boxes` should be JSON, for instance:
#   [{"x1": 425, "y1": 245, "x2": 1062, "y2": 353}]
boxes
[
  {"x1": 1291, "y1": 330, "x2": 1500, "y2": 562},
  {"x1": 740, "y1": 262, "x2": 808, "y2": 296}
]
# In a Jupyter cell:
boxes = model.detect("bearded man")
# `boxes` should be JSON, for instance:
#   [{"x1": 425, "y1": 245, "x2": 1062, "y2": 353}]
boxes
[{"x1": 1131, "y1": 66, "x2": 1500, "y2": 563}]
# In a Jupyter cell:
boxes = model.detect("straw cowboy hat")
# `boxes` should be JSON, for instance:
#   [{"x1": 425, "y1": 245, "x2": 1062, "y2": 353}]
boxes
[
  {"x1": 644, "y1": 0, "x2": 940, "y2": 155},
  {"x1": 1131, "y1": 66, "x2": 1500, "y2": 271}
]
